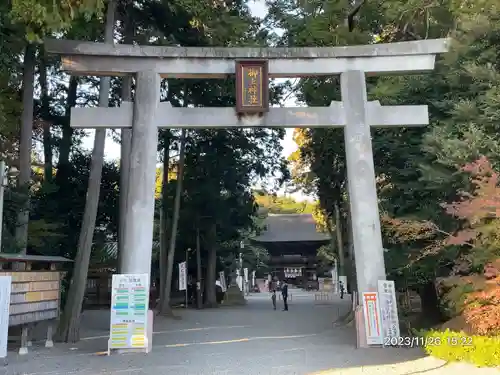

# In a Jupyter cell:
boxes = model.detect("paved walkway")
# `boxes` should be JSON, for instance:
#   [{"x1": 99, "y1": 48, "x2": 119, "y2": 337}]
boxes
[{"x1": 3, "y1": 291, "x2": 497, "y2": 375}]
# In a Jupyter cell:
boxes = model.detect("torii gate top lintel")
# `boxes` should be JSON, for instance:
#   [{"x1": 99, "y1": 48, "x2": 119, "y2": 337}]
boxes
[{"x1": 44, "y1": 38, "x2": 449, "y2": 78}]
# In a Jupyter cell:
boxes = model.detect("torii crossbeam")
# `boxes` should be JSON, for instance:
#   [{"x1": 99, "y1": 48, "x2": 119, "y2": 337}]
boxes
[{"x1": 70, "y1": 101, "x2": 428, "y2": 129}]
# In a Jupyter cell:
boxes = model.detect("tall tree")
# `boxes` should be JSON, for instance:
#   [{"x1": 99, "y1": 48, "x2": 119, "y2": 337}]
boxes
[
  {"x1": 15, "y1": 43, "x2": 36, "y2": 255},
  {"x1": 160, "y1": 127, "x2": 187, "y2": 316},
  {"x1": 9, "y1": 0, "x2": 105, "y2": 256},
  {"x1": 57, "y1": 0, "x2": 116, "y2": 343}
]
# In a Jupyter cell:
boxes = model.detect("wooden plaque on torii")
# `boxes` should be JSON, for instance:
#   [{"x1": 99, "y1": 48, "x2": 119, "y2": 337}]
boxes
[{"x1": 235, "y1": 60, "x2": 269, "y2": 114}]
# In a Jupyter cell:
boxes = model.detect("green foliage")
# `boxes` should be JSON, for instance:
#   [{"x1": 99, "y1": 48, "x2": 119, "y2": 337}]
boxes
[
  {"x1": 317, "y1": 243, "x2": 335, "y2": 269},
  {"x1": 254, "y1": 190, "x2": 315, "y2": 215},
  {"x1": 419, "y1": 329, "x2": 500, "y2": 368},
  {"x1": 29, "y1": 153, "x2": 120, "y2": 259},
  {"x1": 9, "y1": 0, "x2": 104, "y2": 40},
  {"x1": 438, "y1": 277, "x2": 477, "y2": 318}
]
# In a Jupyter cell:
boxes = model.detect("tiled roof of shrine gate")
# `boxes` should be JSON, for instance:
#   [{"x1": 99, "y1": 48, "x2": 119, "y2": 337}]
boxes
[{"x1": 251, "y1": 214, "x2": 331, "y2": 243}]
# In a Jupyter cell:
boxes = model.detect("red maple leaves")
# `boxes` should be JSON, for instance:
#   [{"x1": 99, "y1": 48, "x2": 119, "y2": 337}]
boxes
[
  {"x1": 447, "y1": 156, "x2": 500, "y2": 219},
  {"x1": 383, "y1": 156, "x2": 500, "y2": 335}
]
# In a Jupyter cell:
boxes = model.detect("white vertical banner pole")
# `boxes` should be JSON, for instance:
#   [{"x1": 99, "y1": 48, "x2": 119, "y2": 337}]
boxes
[
  {"x1": 185, "y1": 249, "x2": 189, "y2": 308},
  {"x1": 0, "y1": 276, "x2": 11, "y2": 360}
]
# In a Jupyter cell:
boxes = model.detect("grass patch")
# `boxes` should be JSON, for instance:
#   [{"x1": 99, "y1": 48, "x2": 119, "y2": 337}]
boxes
[{"x1": 416, "y1": 328, "x2": 500, "y2": 368}]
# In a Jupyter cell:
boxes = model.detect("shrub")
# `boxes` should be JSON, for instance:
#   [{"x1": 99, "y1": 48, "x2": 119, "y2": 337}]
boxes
[
  {"x1": 420, "y1": 329, "x2": 500, "y2": 368},
  {"x1": 463, "y1": 281, "x2": 500, "y2": 336}
]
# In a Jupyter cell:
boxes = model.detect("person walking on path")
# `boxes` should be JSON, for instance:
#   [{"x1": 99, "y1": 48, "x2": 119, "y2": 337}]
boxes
[
  {"x1": 271, "y1": 288, "x2": 277, "y2": 310},
  {"x1": 281, "y1": 280, "x2": 289, "y2": 311}
]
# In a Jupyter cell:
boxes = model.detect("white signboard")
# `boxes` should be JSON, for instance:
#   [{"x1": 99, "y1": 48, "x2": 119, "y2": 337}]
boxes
[
  {"x1": 178, "y1": 262, "x2": 187, "y2": 291},
  {"x1": 236, "y1": 269, "x2": 242, "y2": 291},
  {"x1": 362, "y1": 292, "x2": 383, "y2": 345},
  {"x1": 243, "y1": 268, "x2": 248, "y2": 282},
  {"x1": 0, "y1": 276, "x2": 11, "y2": 359},
  {"x1": 331, "y1": 262, "x2": 338, "y2": 293},
  {"x1": 378, "y1": 280, "x2": 400, "y2": 343},
  {"x1": 219, "y1": 271, "x2": 227, "y2": 292},
  {"x1": 109, "y1": 274, "x2": 149, "y2": 351}
]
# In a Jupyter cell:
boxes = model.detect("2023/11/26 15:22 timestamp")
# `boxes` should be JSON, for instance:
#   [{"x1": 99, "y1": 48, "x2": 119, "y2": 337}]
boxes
[{"x1": 384, "y1": 335, "x2": 474, "y2": 347}]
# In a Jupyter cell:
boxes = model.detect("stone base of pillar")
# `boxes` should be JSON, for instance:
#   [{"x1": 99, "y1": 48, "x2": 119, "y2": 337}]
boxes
[
  {"x1": 355, "y1": 306, "x2": 369, "y2": 348},
  {"x1": 223, "y1": 284, "x2": 246, "y2": 306}
]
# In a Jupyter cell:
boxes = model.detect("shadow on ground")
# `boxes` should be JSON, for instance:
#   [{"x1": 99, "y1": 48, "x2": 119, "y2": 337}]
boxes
[{"x1": 3, "y1": 291, "x2": 459, "y2": 375}]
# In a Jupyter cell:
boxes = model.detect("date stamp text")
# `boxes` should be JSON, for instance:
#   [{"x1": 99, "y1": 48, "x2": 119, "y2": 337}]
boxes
[{"x1": 384, "y1": 336, "x2": 473, "y2": 347}]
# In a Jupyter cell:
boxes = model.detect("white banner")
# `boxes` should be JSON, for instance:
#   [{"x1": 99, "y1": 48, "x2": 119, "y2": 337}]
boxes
[
  {"x1": 378, "y1": 280, "x2": 400, "y2": 344},
  {"x1": 0, "y1": 276, "x2": 11, "y2": 359},
  {"x1": 331, "y1": 262, "x2": 338, "y2": 293},
  {"x1": 362, "y1": 292, "x2": 383, "y2": 345},
  {"x1": 109, "y1": 274, "x2": 149, "y2": 351},
  {"x1": 178, "y1": 262, "x2": 187, "y2": 291},
  {"x1": 219, "y1": 271, "x2": 227, "y2": 292}
]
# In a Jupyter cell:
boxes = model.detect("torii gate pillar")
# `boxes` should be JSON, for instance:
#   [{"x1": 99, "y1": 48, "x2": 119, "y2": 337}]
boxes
[
  {"x1": 341, "y1": 70, "x2": 385, "y2": 303},
  {"x1": 120, "y1": 70, "x2": 161, "y2": 277}
]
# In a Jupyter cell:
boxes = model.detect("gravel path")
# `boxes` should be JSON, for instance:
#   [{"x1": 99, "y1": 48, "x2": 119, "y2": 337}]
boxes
[{"x1": 2, "y1": 291, "x2": 497, "y2": 375}]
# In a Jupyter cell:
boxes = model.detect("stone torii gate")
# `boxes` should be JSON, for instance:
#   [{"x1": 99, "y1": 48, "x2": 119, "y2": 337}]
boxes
[{"x1": 45, "y1": 38, "x2": 448, "y2": 346}]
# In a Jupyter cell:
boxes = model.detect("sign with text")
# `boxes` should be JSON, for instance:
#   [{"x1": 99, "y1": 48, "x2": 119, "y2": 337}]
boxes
[
  {"x1": 109, "y1": 274, "x2": 149, "y2": 351},
  {"x1": 178, "y1": 262, "x2": 187, "y2": 291},
  {"x1": 219, "y1": 271, "x2": 227, "y2": 292},
  {"x1": 377, "y1": 280, "x2": 400, "y2": 344},
  {"x1": 362, "y1": 292, "x2": 383, "y2": 345},
  {"x1": 0, "y1": 276, "x2": 11, "y2": 358},
  {"x1": 235, "y1": 60, "x2": 269, "y2": 113}
]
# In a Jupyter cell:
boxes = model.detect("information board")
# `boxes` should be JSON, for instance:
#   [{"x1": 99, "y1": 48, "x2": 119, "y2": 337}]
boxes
[
  {"x1": 362, "y1": 292, "x2": 383, "y2": 345},
  {"x1": 109, "y1": 274, "x2": 149, "y2": 351},
  {"x1": 0, "y1": 276, "x2": 11, "y2": 358},
  {"x1": 0, "y1": 271, "x2": 62, "y2": 327},
  {"x1": 377, "y1": 280, "x2": 400, "y2": 344},
  {"x1": 178, "y1": 262, "x2": 187, "y2": 291}
]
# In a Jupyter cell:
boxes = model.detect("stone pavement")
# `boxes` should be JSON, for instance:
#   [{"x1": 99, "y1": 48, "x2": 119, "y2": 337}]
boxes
[{"x1": 2, "y1": 291, "x2": 497, "y2": 375}]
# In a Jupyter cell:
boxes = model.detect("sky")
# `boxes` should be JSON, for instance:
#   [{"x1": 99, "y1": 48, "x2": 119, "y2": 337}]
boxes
[{"x1": 80, "y1": 0, "x2": 311, "y2": 201}]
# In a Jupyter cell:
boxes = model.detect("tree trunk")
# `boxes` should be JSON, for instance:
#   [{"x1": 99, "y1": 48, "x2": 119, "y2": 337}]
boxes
[
  {"x1": 38, "y1": 46, "x2": 52, "y2": 183},
  {"x1": 55, "y1": 77, "x2": 78, "y2": 186},
  {"x1": 160, "y1": 129, "x2": 187, "y2": 315},
  {"x1": 117, "y1": 2, "x2": 134, "y2": 273},
  {"x1": 57, "y1": 0, "x2": 116, "y2": 343},
  {"x1": 158, "y1": 131, "x2": 171, "y2": 311},
  {"x1": 15, "y1": 43, "x2": 36, "y2": 255},
  {"x1": 334, "y1": 201, "x2": 345, "y2": 276},
  {"x1": 204, "y1": 223, "x2": 217, "y2": 308}
]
